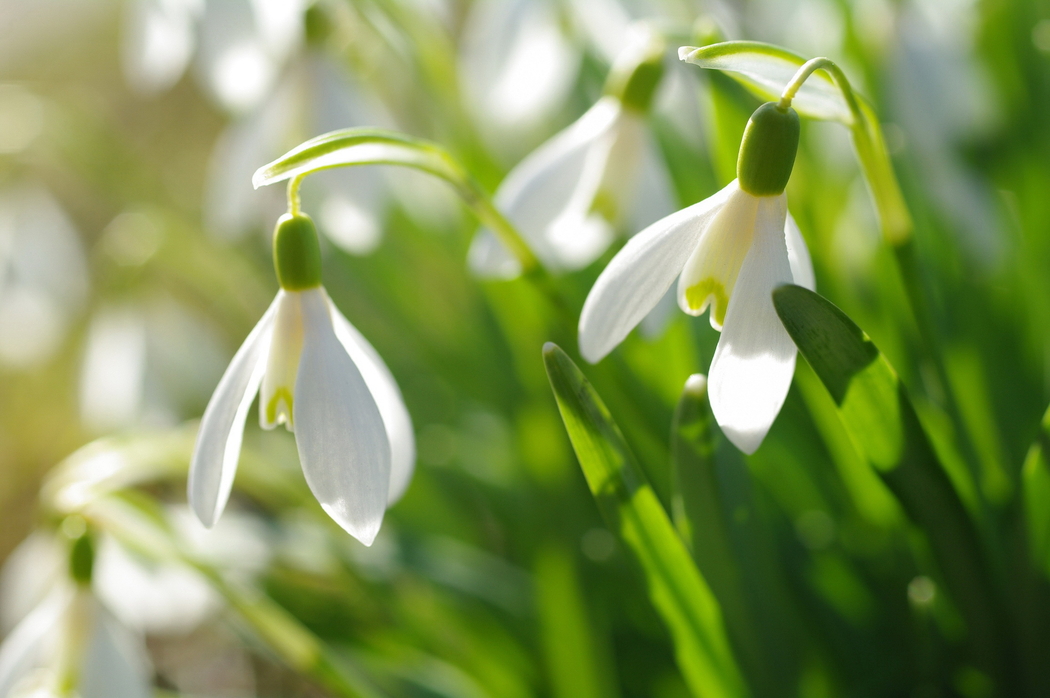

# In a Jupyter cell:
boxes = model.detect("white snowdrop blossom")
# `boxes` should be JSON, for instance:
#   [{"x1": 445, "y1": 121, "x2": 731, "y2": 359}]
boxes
[
  {"x1": 579, "y1": 102, "x2": 814, "y2": 454},
  {"x1": 0, "y1": 533, "x2": 152, "y2": 698},
  {"x1": 468, "y1": 30, "x2": 674, "y2": 279},
  {"x1": 189, "y1": 213, "x2": 415, "y2": 546}
]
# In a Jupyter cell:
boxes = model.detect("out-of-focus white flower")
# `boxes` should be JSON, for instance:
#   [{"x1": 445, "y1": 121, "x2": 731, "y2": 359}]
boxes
[
  {"x1": 579, "y1": 103, "x2": 814, "y2": 454},
  {"x1": 121, "y1": 0, "x2": 305, "y2": 112},
  {"x1": 459, "y1": 0, "x2": 580, "y2": 156},
  {"x1": 189, "y1": 213, "x2": 415, "y2": 546},
  {"x1": 0, "y1": 185, "x2": 88, "y2": 369},
  {"x1": 469, "y1": 30, "x2": 674, "y2": 279},
  {"x1": 0, "y1": 534, "x2": 152, "y2": 698}
]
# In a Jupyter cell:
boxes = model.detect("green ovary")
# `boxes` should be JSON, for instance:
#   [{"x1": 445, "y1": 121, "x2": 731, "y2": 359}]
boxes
[
  {"x1": 685, "y1": 278, "x2": 729, "y2": 327},
  {"x1": 266, "y1": 387, "x2": 294, "y2": 427}
]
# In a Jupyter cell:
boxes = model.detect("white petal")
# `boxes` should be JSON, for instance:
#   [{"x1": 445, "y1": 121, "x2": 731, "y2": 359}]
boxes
[
  {"x1": 467, "y1": 97, "x2": 622, "y2": 278},
  {"x1": 676, "y1": 184, "x2": 759, "y2": 329},
  {"x1": 785, "y1": 213, "x2": 815, "y2": 291},
  {"x1": 627, "y1": 129, "x2": 677, "y2": 232},
  {"x1": 578, "y1": 181, "x2": 737, "y2": 363},
  {"x1": 260, "y1": 291, "x2": 303, "y2": 431},
  {"x1": 0, "y1": 588, "x2": 70, "y2": 698},
  {"x1": 328, "y1": 301, "x2": 416, "y2": 505},
  {"x1": 188, "y1": 296, "x2": 278, "y2": 528},
  {"x1": 79, "y1": 601, "x2": 153, "y2": 698},
  {"x1": 294, "y1": 289, "x2": 391, "y2": 545},
  {"x1": 708, "y1": 194, "x2": 796, "y2": 454}
]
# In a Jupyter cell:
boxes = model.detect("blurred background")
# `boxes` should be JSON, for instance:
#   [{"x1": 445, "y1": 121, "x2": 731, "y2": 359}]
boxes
[{"x1": 1, "y1": 0, "x2": 1049, "y2": 696}]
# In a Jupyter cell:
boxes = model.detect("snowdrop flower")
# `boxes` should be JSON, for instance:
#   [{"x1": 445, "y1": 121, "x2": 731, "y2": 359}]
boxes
[
  {"x1": 189, "y1": 212, "x2": 415, "y2": 545},
  {"x1": 468, "y1": 29, "x2": 675, "y2": 279},
  {"x1": 0, "y1": 529, "x2": 152, "y2": 698},
  {"x1": 578, "y1": 101, "x2": 815, "y2": 454}
]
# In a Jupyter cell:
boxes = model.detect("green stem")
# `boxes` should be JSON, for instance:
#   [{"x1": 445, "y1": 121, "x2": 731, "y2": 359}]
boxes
[{"x1": 287, "y1": 174, "x2": 305, "y2": 217}]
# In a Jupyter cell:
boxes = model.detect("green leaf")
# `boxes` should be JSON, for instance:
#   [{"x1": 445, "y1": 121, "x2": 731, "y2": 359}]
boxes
[
  {"x1": 543, "y1": 343, "x2": 747, "y2": 698},
  {"x1": 678, "y1": 42, "x2": 852, "y2": 123},
  {"x1": 772, "y1": 285, "x2": 1010, "y2": 686},
  {"x1": 1023, "y1": 405, "x2": 1050, "y2": 573}
]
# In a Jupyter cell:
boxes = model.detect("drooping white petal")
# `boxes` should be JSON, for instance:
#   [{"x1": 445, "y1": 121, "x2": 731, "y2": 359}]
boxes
[
  {"x1": 785, "y1": 213, "x2": 815, "y2": 291},
  {"x1": 78, "y1": 601, "x2": 152, "y2": 698},
  {"x1": 260, "y1": 291, "x2": 303, "y2": 431},
  {"x1": 294, "y1": 289, "x2": 391, "y2": 545},
  {"x1": 92, "y1": 536, "x2": 217, "y2": 636},
  {"x1": 708, "y1": 194, "x2": 797, "y2": 454},
  {"x1": 328, "y1": 302, "x2": 415, "y2": 505},
  {"x1": 468, "y1": 97, "x2": 623, "y2": 279},
  {"x1": 578, "y1": 180, "x2": 737, "y2": 363},
  {"x1": 0, "y1": 533, "x2": 63, "y2": 634},
  {"x1": 0, "y1": 587, "x2": 70, "y2": 698},
  {"x1": 676, "y1": 183, "x2": 759, "y2": 330},
  {"x1": 188, "y1": 296, "x2": 278, "y2": 528},
  {"x1": 542, "y1": 107, "x2": 644, "y2": 270},
  {"x1": 627, "y1": 128, "x2": 677, "y2": 233}
]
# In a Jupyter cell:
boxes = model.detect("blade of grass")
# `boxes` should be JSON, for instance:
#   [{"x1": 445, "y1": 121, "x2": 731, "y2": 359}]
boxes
[{"x1": 543, "y1": 343, "x2": 747, "y2": 698}]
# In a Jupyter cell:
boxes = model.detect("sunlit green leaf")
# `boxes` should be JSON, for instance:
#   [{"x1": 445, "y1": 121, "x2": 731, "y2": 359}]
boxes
[
  {"x1": 772, "y1": 285, "x2": 1009, "y2": 683},
  {"x1": 543, "y1": 344, "x2": 747, "y2": 698}
]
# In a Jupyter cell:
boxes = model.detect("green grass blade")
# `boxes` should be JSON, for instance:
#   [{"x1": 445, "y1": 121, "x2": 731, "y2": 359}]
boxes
[
  {"x1": 1023, "y1": 405, "x2": 1050, "y2": 572},
  {"x1": 772, "y1": 285, "x2": 1012, "y2": 688},
  {"x1": 543, "y1": 343, "x2": 748, "y2": 698}
]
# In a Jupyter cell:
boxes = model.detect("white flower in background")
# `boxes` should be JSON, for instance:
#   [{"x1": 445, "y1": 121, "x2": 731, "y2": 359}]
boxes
[
  {"x1": 578, "y1": 102, "x2": 814, "y2": 454},
  {"x1": 0, "y1": 185, "x2": 88, "y2": 369},
  {"x1": 0, "y1": 533, "x2": 152, "y2": 698},
  {"x1": 469, "y1": 29, "x2": 675, "y2": 279},
  {"x1": 459, "y1": 0, "x2": 580, "y2": 156},
  {"x1": 190, "y1": 213, "x2": 415, "y2": 546}
]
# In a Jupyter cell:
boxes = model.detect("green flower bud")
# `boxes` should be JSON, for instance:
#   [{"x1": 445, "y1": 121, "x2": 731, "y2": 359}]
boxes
[
  {"x1": 736, "y1": 102, "x2": 800, "y2": 197},
  {"x1": 273, "y1": 213, "x2": 323, "y2": 290},
  {"x1": 605, "y1": 34, "x2": 665, "y2": 113}
]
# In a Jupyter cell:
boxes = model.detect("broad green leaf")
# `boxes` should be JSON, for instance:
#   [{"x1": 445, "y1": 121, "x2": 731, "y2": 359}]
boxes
[
  {"x1": 679, "y1": 42, "x2": 852, "y2": 124},
  {"x1": 543, "y1": 344, "x2": 747, "y2": 698},
  {"x1": 1023, "y1": 405, "x2": 1050, "y2": 574},
  {"x1": 772, "y1": 285, "x2": 1009, "y2": 684},
  {"x1": 253, "y1": 128, "x2": 468, "y2": 192}
]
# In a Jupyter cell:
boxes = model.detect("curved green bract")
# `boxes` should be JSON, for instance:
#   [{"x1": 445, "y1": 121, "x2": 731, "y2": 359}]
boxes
[
  {"x1": 679, "y1": 41, "x2": 853, "y2": 124},
  {"x1": 252, "y1": 128, "x2": 468, "y2": 193},
  {"x1": 543, "y1": 343, "x2": 748, "y2": 698}
]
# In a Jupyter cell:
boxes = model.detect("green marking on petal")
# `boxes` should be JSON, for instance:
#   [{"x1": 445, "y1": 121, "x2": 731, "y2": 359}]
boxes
[
  {"x1": 686, "y1": 278, "x2": 728, "y2": 326},
  {"x1": 267, "y1": 387, "x2": 295, "y2": 426},
  {"x1": 590, "y1": 188, "x2": 619, "y2": 223}
]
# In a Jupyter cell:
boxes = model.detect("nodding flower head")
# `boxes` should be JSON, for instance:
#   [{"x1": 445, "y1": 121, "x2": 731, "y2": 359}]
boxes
[
  {"x1": 578, "y1": 102, "x2": 813, "y2": 454},
  {"x1": 189, "y1": 213, "x2": 415, "y2": 546},
  {"x1": 468, "y1": 29, "x2": 675, "y2": 279}
]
